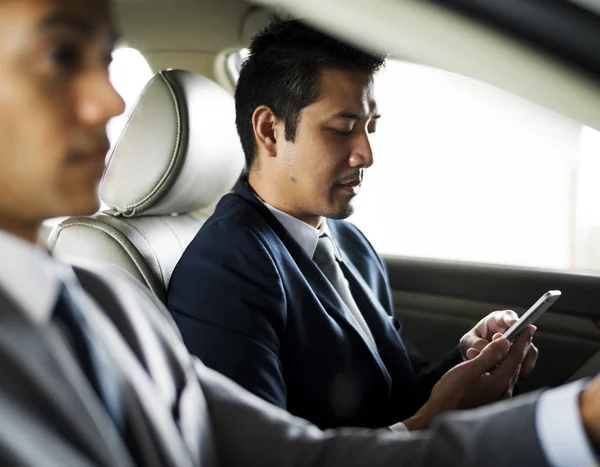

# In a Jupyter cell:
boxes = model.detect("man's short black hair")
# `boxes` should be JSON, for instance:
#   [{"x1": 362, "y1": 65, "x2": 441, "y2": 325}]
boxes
[{"x1": 235, "y1": 18, "x2": 386, "y2": 169}]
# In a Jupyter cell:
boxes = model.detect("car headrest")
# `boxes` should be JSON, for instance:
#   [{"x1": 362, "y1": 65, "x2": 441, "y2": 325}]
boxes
[{"x1": 101, "y1": 69, "x2": 245, "y2": 217}]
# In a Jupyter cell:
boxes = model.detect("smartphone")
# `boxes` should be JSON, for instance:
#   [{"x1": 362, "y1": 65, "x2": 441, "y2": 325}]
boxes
[{"x1": 503, "y1": 290, "x2": 561, "y2": 342}]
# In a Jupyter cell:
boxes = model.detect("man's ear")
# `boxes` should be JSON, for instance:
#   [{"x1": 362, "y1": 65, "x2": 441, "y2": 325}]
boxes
[{"x1": 252, "y1": 105, "x2": 280, "y2": 158}]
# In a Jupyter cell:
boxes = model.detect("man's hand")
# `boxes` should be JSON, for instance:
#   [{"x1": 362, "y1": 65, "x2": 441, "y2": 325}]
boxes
[
  {"x1": 404, "y1": 326, "x2": 535, "y2": 431},
  {"x1": 460, "y1": 310, "x2": 539, "y2": 380}
]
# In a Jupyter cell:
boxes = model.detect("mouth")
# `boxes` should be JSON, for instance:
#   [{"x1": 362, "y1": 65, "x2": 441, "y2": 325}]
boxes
[
  {"x1": 69, "y1": 144, "x2": 110, "y2": 174},
  {"x1": 336, "y1": 177, "x2": 362, "y2": 195}
]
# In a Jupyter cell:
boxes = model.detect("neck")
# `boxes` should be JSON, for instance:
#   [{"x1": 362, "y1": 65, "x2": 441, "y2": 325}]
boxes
[
  {"x1": 248, "y1": 170, "x2": 322, "y2": 228},
  {"x1": 0, "y1": 218, "x2": 41, "y2": 245}
]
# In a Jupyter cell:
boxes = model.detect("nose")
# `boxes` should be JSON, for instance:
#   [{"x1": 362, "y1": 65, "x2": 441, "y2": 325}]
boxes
[
  {"x1": 348, "y1": 132, "x2": 374, "y2": 169},
  {"x1": 77, "y1": 71, "x2": 126, "y2": 128}
]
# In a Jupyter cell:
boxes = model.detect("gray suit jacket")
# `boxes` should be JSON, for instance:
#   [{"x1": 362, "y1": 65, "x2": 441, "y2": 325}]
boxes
[{"x1": 0, "y1": 264, "x2": 552, "y2": 467}]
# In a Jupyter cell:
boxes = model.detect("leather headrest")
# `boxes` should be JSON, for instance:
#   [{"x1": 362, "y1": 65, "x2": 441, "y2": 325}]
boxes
[{"x1": 101, "y1": 69, "x2": 245, "y2": 217}]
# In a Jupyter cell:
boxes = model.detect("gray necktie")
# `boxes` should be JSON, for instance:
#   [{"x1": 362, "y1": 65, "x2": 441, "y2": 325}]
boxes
[
  {"x1": 53, "y1": 280, "x2": 125, "y2": 433},
  {"x1": 313, "y1": 233, "x2": 376, "y2": 346}
]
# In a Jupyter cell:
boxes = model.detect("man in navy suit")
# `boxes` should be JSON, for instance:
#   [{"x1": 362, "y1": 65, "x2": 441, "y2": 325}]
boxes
[{"x1": 167, "y1": 18, "x2": 538, "y2": 430}]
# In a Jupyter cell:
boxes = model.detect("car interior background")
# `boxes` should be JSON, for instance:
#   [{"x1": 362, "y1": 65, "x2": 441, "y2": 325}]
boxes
[{"x1": 43, "y1": 0, "x2": 600, "y2": 395}]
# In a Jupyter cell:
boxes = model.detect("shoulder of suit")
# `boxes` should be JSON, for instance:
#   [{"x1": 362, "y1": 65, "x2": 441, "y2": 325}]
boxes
[{"x1": 204, "y1": 193, "x2": 276, "y2": 235}]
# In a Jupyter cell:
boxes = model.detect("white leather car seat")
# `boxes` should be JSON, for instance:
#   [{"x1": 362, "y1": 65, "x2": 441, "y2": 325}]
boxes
[{"x1": 48, "y1": 69, "x2": 245, "y2": 303}]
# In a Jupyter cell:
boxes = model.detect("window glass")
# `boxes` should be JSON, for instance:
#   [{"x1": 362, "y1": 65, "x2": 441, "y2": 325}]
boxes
[
  {"x1": 350, "y1": 59, "x2": 586, "y2": 270},
  {"x1": 573, "y1": 125, "x2": 600, "y2": 270}
]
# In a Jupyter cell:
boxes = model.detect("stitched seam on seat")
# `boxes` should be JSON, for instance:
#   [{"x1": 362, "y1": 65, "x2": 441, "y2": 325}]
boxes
[
  {"x1": 100, "y1": 74, "x2": 178, "y2": 211},
  {"x1": 56, "y1": 217, "x2": 159, "y2": 283},
  {"x1": 159, "y1": 216, "x2": 185, "y2": 251},
  {"x1": 108, "y1": 72, "x2": 183, "y2": 215},
  {"x1": 156, "y1": 216, "x2": 190, "y2": 288},
  {"x1": 99, "y1": 216, "x2": 168, "y2": 289},
  {"x1": 126, "y1": 71, "x2": 183, "y2": 213},
  {"x1": 54, "y1": 217, "x2": 165, "y2": 301}
]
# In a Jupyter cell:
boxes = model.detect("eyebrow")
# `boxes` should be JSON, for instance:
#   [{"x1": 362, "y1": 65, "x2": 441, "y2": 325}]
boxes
[
  {"x1": 39, "y1": 12, "x2": 120, "y2": 46},
  {"x1": 333, "y1": 111, "x2": 381, "y2": 120}
]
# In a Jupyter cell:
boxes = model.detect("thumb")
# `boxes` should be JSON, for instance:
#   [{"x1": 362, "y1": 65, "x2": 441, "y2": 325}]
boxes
[{"x1": 463, "y1": 338, "x2": 510, "y2": 376}]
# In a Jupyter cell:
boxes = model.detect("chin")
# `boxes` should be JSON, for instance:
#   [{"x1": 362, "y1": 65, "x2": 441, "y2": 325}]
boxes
[{"x1": 327, "y1": 204, "x2": 355, "y2": 220}]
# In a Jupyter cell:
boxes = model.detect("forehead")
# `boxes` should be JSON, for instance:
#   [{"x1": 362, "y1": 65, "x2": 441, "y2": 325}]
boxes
[
  {"x1": 313, "y1": 68, "x2": 377, "y2": 114},
  {"x1": 0, "y1": 0, "x2": 115, "y2": 41}
]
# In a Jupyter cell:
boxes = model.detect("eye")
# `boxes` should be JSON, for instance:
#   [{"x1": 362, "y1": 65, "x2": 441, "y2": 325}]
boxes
[
  {"x1": 333, "y1": 128, "x2": 353, "y2": 136},
  {"x1": 102, "y1": 46, "x2": 114, "y2": 67},
  {"x1": 104, "y1": 52, "x2": 114, "y2": 67},
  {"x1": 49, "y1": 43, "x2": 83, "y2": 72}
]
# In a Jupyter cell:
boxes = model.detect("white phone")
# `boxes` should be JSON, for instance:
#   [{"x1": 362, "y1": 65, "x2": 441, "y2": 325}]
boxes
[{"x1": 503, "y1": 290, "x2": 561, "y2": 342}]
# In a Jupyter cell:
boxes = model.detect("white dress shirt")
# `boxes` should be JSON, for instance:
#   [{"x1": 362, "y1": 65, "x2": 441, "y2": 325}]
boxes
[
  {"x1": 0, "y1": 230, "x2": 61, "y2": 325},
  {"x1": 262, "y1": 202, "x2": 339, "y2": 260}
]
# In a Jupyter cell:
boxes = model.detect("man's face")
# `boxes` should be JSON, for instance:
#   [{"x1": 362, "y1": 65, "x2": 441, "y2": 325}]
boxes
[
  {"x1": 0, "y1": 0, "x2": 124, "y2": 231},
  {"x1": 275, "y1": 69, "x2": 378, "y2": 226}
]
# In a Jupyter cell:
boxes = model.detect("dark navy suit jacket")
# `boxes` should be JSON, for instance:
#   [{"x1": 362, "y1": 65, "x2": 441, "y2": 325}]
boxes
[{"x1": 167, "y1": 176, "x2": 462, "y2": 429}]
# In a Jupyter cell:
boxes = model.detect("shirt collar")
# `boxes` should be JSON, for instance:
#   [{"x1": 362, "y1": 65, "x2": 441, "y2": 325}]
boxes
[
  {"x1": 0, "y1": 230, "x2": 61, "y2": 324},
  {"x1": 261, "y1": 201, "x2": 342, "y2": 261}
]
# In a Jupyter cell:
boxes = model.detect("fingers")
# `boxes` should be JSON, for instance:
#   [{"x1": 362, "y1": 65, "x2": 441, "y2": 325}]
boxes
[
  {"x1": 519, "y1": 342, "x2": 539, "y2": 380},
  {"x1": 463, "y1": 337, "x2": 511, "y2": 378},
  {"x1": 488, "y1": 310, "x2": 518, "y2": 335},
  {"x1": 506, "y1": 363, "x2": 521, "y2": 398},
  {"x1": 511, "y1": 365, "x2": 521, "y2": 387},
  {"x1": 465, "y1": 337, "x2": 489, "y2": 360},
  {"x1": 491, "y1": 326, "x2": 534, "y2": 386},
  {"x1": 471, "y1": 310, "x2": 518, "y2": 344}
]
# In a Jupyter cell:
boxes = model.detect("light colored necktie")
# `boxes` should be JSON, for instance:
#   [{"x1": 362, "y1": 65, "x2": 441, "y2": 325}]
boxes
[{"x1": 313, "y1": 233, "x2": 376, "y2": 346}]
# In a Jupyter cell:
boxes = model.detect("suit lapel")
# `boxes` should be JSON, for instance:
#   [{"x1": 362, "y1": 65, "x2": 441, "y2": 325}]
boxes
[
  {"x1": 88, "y1": 307, "x2": 195, "y2": 467},
  {"x1": 0, "y1": 289, "x2": 134, "y2": 467},
  {"x1": 73, "y1": 267, "x2": 203, "y2": 467},
  {"x1": 339, "y1": 257, "x2": 400, "y2": 344},
  {"x1": 337, "y1": 243, "x2": 419, "y2": 403},
  {"x1": 234, "y1": 176, "x2": 392, "y2": 386}
]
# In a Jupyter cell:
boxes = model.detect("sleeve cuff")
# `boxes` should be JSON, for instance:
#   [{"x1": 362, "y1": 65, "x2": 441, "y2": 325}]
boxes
[
  {"x1": 389, "y1": 421, "x2": 408, "y2": 432},
  {"x1": 536, "y1": 379, "x2": 597, "y2": 467}
]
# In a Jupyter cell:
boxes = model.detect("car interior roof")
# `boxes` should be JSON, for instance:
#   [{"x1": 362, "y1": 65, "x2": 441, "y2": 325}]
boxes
[
  {"x1": 114, "y1": 0, "x2": 600, "y2": 132},
  {"x1": 115, "y1": 0, "x2": 254, "y2": 54}
]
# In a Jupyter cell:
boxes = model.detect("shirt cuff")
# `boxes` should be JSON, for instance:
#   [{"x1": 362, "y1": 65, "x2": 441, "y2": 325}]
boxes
[
  {"x1": 389, "y1": 421, "x2": 408, "y2": 432},
  {"x1": 536, "y1": 380, "x2": 597, "y2": 467}
]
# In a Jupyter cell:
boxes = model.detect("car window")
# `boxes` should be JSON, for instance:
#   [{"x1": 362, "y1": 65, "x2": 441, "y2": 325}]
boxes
[{"x1": 350, "y1": 59, "x2": 600, "y2": 271}]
